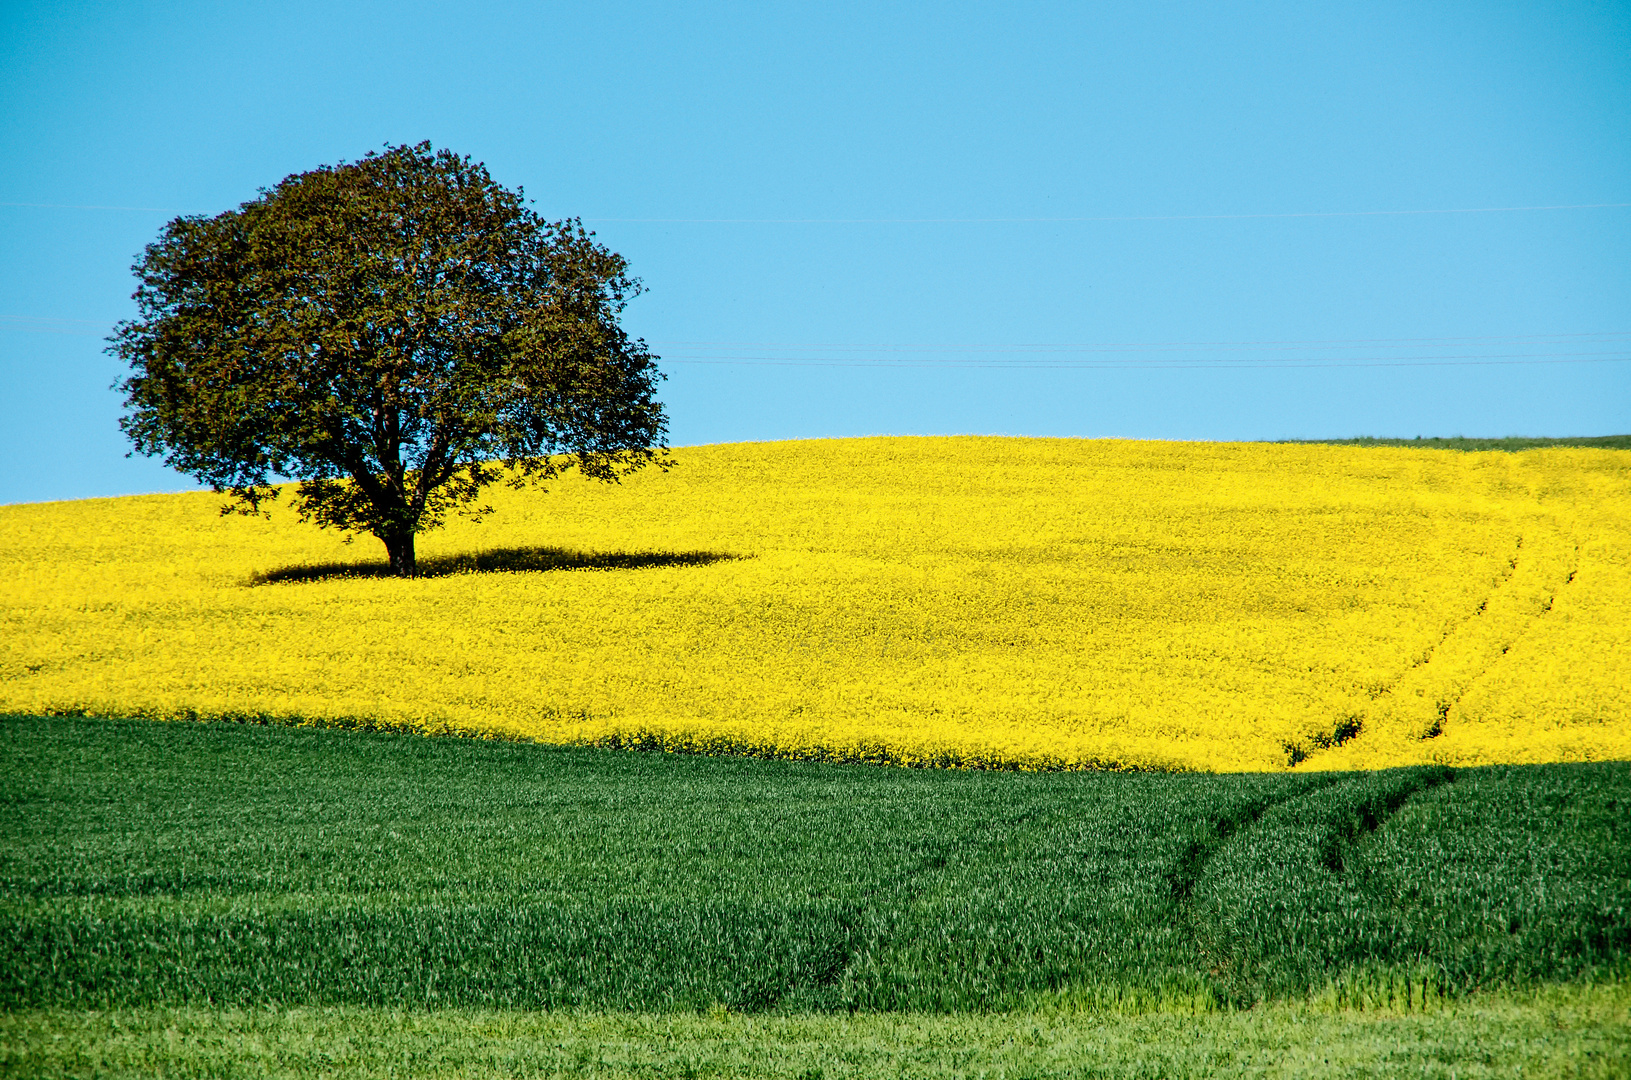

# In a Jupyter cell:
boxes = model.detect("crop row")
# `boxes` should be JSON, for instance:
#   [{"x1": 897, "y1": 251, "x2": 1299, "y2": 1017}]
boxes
[{"x1": 3, "y1": 716, "x2": 1626, "y2": 1011}]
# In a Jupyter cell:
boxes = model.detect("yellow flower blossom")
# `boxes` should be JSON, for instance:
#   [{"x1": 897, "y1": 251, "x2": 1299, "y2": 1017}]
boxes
[{"x1": 2, "y1": 437, "x2": 1625, "y2": 772}]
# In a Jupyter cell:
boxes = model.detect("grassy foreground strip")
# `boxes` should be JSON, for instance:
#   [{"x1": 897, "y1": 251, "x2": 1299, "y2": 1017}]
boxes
[
  {"x1": 5, "y1": 987, "x2": 1630, "y2": 1079},
  {"x1": 4, "y1": 716, "x2": 1627, "y2": 1016}
]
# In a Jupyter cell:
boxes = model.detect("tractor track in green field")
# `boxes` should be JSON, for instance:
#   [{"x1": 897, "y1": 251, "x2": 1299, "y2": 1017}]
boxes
[
  {"x1": 781, "y1": 848, "x2": 952, "y2": 1012},
  {"x1": 1320, "y1": 767, "x2": 1453, "y2": 873},
  {"x1": 1, "y1": 716, "x2": 1627, "y2": 1014},
  {"x1": 1166, "y1": 777, "x2": 1339, "y2": 902},
  {"x1": 777, "y1": 801, "x2": 1062, "y2": 1011}
]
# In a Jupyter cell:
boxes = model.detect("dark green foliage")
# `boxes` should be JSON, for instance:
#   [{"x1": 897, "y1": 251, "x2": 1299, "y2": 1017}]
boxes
[
  {"x1": 110, "y1": 142, "x2": 668, "y2": 575},
  {"x1": 1280, "y1": 435, "x2": 1631, "y2": 451},
  {"x1": 1, "y1": 717, "x2": 1626, "y2": 1012}
]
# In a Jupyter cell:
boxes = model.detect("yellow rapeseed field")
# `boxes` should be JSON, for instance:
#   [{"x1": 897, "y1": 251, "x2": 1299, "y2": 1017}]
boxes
[{"x1": 2, "y1": 437, "x2": 1627, "y2": 772}]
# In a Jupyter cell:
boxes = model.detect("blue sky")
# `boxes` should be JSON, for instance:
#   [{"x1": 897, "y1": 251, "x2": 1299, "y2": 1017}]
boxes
[{"x1": 2, "y1": 0, "x2": 1628, "y2": 504}]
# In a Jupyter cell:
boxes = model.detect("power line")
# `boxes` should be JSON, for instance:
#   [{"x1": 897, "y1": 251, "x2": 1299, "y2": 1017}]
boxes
[
  {"x1": 657, "y1": 354, "x2": 1631, "y2": 371},
  {"x1": 658, "y1": 354, "x2": 1631, "y2": 365},
  {"x1": 3, "y1": 200, "x2": 1628, "y2": 221},
  {"x1": 8, "y1": 314, "x2": 1629, "y2": 370},
  {"x1": 0, "y1": 201, "x2": 179, "y2": 212},
  {"x1": 652, "y1": 331, "x2": 1631, "y2": 354},
  {"x1": 590, "y1": 202, "x2": 1631, "y2": 224},
  {"x1": 0, "y1": 316, "x2": 112, "y2": 336},
  {"x1": 651, "y1": 331, "x2": 1631, "y2": 369}
]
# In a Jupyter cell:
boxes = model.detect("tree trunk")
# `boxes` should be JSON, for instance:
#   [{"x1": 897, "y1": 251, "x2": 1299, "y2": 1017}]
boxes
[{"x1": 382, "y1": 530, "x2": 417, "y2": 577}]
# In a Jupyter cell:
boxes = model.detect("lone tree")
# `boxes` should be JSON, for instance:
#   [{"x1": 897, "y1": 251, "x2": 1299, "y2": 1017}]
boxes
[{"x1": 111, "y1": 142, "x2": 668, "y2": 576}]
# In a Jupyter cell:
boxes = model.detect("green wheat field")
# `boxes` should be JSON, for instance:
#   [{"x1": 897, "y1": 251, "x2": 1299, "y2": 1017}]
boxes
[{"x1": 2, "y1": 714, "x2": 1628, "y2": 1077}]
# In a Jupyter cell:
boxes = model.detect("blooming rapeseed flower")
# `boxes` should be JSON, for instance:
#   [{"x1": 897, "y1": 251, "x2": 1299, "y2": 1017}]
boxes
[{"x1": 2, "y1": 437, "x2": 1625, "y2": 772}]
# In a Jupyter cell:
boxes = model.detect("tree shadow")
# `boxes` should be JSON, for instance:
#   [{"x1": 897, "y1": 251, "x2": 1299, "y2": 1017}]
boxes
[{"x1": 249, "y1": 546, "x2": 745, "y2": 586}]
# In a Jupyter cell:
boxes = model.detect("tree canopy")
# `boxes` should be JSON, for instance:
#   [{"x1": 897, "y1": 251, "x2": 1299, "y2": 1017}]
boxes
[{"x1": 111, "y1": 142, "x2": 668, "y2": 576}]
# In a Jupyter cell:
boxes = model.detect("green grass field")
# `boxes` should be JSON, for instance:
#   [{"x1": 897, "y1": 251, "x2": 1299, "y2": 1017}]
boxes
[
  {"x1": 3, "y1": 715, "x2": 1628, "y2": 1076},
  {"x1": 7, "y1": 988, "x2": 1629, "y2": 1079}
]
